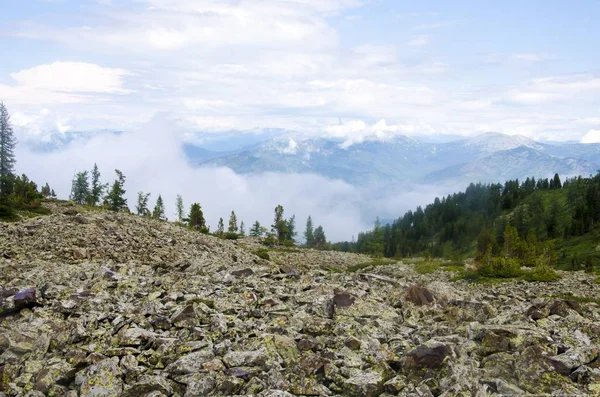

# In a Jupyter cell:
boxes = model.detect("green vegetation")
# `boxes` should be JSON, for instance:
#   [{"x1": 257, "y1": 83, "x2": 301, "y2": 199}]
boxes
[
  {"x1": 333, "y1": 172, "x2": 600, "y2": 279},
  {"x1": 0, "y1": 103, "x2": 54, "y2": 221},
  {"x1": 347, "y1": 258, "x2": 395, "y2": 273},
  {"x1": 551, "y1": 293, "x2": 600, "y2": 306},
  {"x1": 254, "y1": 248, "x2": 270, "y2": 260},
  {"x1": 414, "y1": 261, "x2": 441, "y2": 274}
]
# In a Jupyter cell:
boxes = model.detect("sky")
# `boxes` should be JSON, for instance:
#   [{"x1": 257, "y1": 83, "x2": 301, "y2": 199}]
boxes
[
  {"x1": 2, "y1": 0, "x2": 600, "y2": 239},
  {"x1": 2, "y1": 0, "x2": 600, "y2": 143}
]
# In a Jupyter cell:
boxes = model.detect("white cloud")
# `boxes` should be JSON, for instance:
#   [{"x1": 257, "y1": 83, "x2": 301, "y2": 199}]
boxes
[
  {"x1": 581, "y1": 129, "x2": 600, "y2": 143},
  {"x1": 506, "y1": 74, "x2": 600, "y2": 105},
  {"x1": 10, "y1": 62, "x2": 130, "y2": 93},
  {"x1": 16, "y1": 115, "x2": 369, "y2": 241},
  {"x1": 511, "y1": 53, "x2": 547, "y2": 62},
  {"x1": 325, "y1": 119, "x2": 435, "y2": 148},
  {"x1": 0, "y1": 62, "x2": 130, "y2": 105},
  {"x1": 408, "y1": 35, "x2": 430, "y2": 46}
]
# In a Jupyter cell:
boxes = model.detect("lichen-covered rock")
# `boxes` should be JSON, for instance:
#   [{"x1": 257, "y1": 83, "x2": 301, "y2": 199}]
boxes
[
  {"x1": 342, "y1": 370, "x2": 385, "y2": 397},
  {"x1": 79, "y1": 358, "x2": 124, "y2": 397},
  {"x1": 1, "y1": 202, "x2": 600, "y2": 396}
]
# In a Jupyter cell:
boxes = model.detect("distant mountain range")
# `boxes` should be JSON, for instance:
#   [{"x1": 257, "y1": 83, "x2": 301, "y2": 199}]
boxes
[{"x1": 186, "y1": 132, "x2": 600, "y2": 186}]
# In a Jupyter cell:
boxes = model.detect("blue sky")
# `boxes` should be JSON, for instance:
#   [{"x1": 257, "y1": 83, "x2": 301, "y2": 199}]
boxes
[{"x1": 1, "y1": 0, "x2": 600, "y2": 144}]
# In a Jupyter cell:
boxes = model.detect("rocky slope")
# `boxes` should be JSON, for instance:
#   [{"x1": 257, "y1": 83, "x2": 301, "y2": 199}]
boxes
[{"x1": 1, "y1": 202, "x2": 600, "y2": 396}]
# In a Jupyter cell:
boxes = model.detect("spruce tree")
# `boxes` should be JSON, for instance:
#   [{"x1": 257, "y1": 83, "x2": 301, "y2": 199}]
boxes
[
  {"x1": 286, "y1": 214, "x2": 297, "y2": 243},
  {"x1": 240, "y1": 221, "x2": 246, "y2": 236},
  {"x1": 228, "y1": 210, "x2": 238, "y2": 233},
  {"x1": 304, "y1": 216, "x2": 314, "y2": 247},
  {"x1": 217, "y1": 218, "x2": 224, "y2": 235},
  {"x1": 250, "y1": 221, "x2": 262, "y2": 237},
  {"x1": 175, "y1": 194, "x2": 184, "y2": 222},
  {"x1": 88, "y1": 163, "x2": 105, "y2": 206},
  {"x1": 70, "y1": 171, "x2": 89, "y2": 204},
  {"x1": 136, "y1": 191, "x2": 151, "y2": 216},
  {"x1": 272, "y1": 204, "x2": 288, "y2": 244},
  {"x1": 188, "y1": 203, "x2": 206, "y2": 231},
  {"x1": 313, "y1": 225, "x2": 327, "y2": 250},
  {"x1": 152, "y1": 194, "x2": 165, "y2": 220},
  {"x1": 106, "y1": 169, "x2": 127, "y2": 211},
  {"x1": 0, "y1": 103, "x2": 16, "y2": 202}
]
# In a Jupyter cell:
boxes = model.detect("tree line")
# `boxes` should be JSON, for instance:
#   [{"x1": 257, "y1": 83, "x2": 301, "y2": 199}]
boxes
[
  {"x1": 333, "y1": 172, "x2": 600, "y2": 268},
  {"x1": 70, "y1": 163, "x2": 331, "y2": 247}
]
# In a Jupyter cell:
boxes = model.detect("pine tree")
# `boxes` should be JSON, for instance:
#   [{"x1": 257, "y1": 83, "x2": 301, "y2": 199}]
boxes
[
  {"x1": 228, "y1": 210, "x2": 238, "y2": 233},
  {"x1": 70, "y1": 171, "x2": 89, "y2": 204},
  {"x1": 272, "y1": 204, "x2": 288, "y2": 244},
  {"x1": 0, "y1": 103, "x2": 16, "y2": 202},
  {"x1": 313, "y1": 225, "x2": 327, "y2": 250},
  {"x1": 217, "y1": 218, "x2": 224, "y2": 235},
  {"x1": 105, "y1": 169, "x2": 127, "y2": 211},
  {"x1": 240, "y1": 221, "x2": 246, "y2": 236},
  {"x1": 304, "y1": 216, "x2": 314, "y2": 247},
  {"x1": 41, "y1": 183, "x2": 51, "y2": 198},
  {"x1": 250, "y1": 221, "x2": 262, "y2": 237},
  {"x1": 135, "y1": 191, "x2": 151, "y2": 216},
  {"x1": 175, "y1": 194, "x2": 184, "y2": 222},
  {"x1": 152, "y1": 194, "x2": 165, "y2": 220},
  {"x1": 286, "y1": 214, "x2": 297, "y2": 243},
  {"x1": 50, "y1": 189, "x2": 56, "y2": 198},
  {"x1": 553, "y1": 173, "x2": 562, "y2": 189},
  {"x1": 188, "y1": 203, "x2": 206, "y2": 231},
  {"x1": 88, "y1": 163, "x2": 105, "y2": 206}
]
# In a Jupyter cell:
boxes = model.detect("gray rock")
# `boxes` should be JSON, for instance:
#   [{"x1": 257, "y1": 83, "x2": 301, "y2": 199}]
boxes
[{"x1": 79, "y1": 358, "x2": 124, "y2": 397}]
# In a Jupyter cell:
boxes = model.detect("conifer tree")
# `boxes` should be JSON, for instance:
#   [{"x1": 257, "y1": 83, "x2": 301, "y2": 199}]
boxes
[
  {"x1": 152, "y1": 194, "x2": 165, "y2": 220},
  {"x1": 88, "y1": 163, "x2": 105, "y2": 206},
  {"x1": 188, "y1": 203, "x2": 206, "y2": 231},
  {"x1": 272, "y1": 204, "x2": 288, "y2": 244},
  {"x1": 70, "y1": 171, "x2": 89, "y2": 204},
  {"x1": 105, "y1": 169, "x2": 127, "y2": 211},
  {"x1": 304, "y1": 216, "x2": 314, "y2": 247},
  {"x1": 175, "y1": 194, "x2": 184, "y2": 222},
  {"x1": 228, "y1": 210, "x2": 238, "y2": 233},
  {"x1": 217, "y1": 218, "x2": 224, "y2": 235},
  {"x1": 250, "y1": 220, "x2": 262, "y2": 237},
  {"x1": 240, "y1": 221, "x2": 246, "y2": 236},
  {"x1": 0, "y1": 103, "x2": 16, "y2": 202},
  {"x1": 313, "y1": 225, "x2": 327, "y2": 250},
  {"x1": 135, "y1": 191, "x2": 151, "y2": 216},
  {"x1": 286, "y1": 214, "x2": 297, "y2": 243},
  {"x1": 41, "y1": 183, "x2": 51, "y2": 198}
]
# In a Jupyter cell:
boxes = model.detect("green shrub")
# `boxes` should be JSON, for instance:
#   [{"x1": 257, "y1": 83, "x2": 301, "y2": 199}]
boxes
[
  {"x1": 254, "y1": 248, "x2": 270, "y2": 260},
  {"x1": 478, "y1": 257, "x2": 523, "y2": 278},
  {"x1": 524, "y1": 267, "x2": 561, "y2": 282},
  {"x1": 0, "y1": 205, "x2": 19, "y2": 222},
  {"x1": 224, "y1": 232, "x2": 239, "y2": 240},
  {"x1": 414, "y1": 261, "x2": 440, "y2": 274},
  {"x1": 347, "y1": 259, "x2": 394, "y2": 273}
]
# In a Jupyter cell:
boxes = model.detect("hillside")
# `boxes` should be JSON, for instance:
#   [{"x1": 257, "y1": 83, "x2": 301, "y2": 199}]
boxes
[{"x1": 1, "y1": 203, "x2": 600, "y2": 396}]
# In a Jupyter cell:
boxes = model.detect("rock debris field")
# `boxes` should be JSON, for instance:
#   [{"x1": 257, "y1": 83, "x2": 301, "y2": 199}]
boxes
[{"x1": 1, "y1": 202, "x2": 600, "y2": 396}]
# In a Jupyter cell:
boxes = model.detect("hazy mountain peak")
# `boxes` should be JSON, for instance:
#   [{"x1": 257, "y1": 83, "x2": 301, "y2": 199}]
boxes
[{"x1": 461, "y1": 132, "x2": 541, "y2": 153}]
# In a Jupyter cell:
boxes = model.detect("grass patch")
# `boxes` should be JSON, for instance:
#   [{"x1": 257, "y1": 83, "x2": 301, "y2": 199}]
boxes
[
  {"x1": 270, "y1": 247, "x2": 302, "y2": 254},
  {"x1": 253, "y1": 248, "x2": 270, "y2": 260},
  {"x1": 323, "y1": 265, "x2": 343, "y2": 273},
  {"x1": 551, "y1": 293, "x2": 600, "y2": 306},
  {"x1": 347, "y1": 258, "x2": 395, "y2": 273},
  {"x1": 414, "y1": 261, "x2": 441, "y2": 274},
  {"x1": 523, "y1": 267, "x2": 561, "y2": 282}
]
